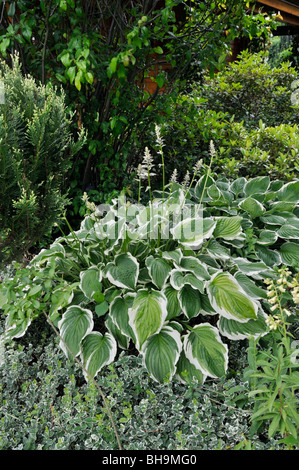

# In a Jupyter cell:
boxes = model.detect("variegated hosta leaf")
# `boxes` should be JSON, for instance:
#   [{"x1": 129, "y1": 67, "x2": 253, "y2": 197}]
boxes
[
  {"x1": 128, "y1": 289, "x2": 168, "y2": 349},
  {"x1": 255, "y1": 245, "x2": 281, "y2": 267},
  {"x1": 178, "y1": 284, "x2": 202, "y2": 319},
  {"x1": 170, "y1": 269, "x2": 205, "y2": 293},
  {"x1": 145, "y1": 255, "x2": 172, "y2": 289},
  {"x1": 79, "y1": 266, "x2": 102, "y2": 300},
  {"x1": 105, "y1": 315, "x2": 130, "y2": 350},
  {"x1": 239, "y1": 197, "x2": 265, "y2": 219},
  {"x1": 277, "y1": 224, "x2": 299, "y2": 240},
  {"x1": 234, "y1": 272, "x2": 267, "y2": 300},
  {"x1": 184, "y1": 323, "x2": 228, "y2": 378},
  {"x1": 212, "y1": 216, "x2": 243, "y2": 240},
  {"x1": 163, "y1": 284, "x2": 182, "y2": 320},
  {"x1": 207, "y1": 272, "x2": 258, "y2": 323},
  {"x1": 176, "y1": 256, "x2": 210, "y2": 280},
  {"x1": 109, "y1": 295, "x2": 135, "y2": 340},
  {"x1": 32, "y1": 242, "x2": 66, "y2": 265},
  {"x1": 105, "y1": 253, "x2": 139, "y2": 290},
  {"x1": 176, "y1": 350, "x2": 206, "y2": 384},
  {"x1": 58, "y1": 305, "x2": 94, "y2": 359},
  {"x1": 280, "y1": 242, "x2": 299, "y2": 267},
  {"x1": 80, "y1": 331, "x2": 117, "y2": 380},
  {"x1": 232, "y1": 257, "x2": 269, "y2": 277},
  {"x1": 256, "y1": 230, "x2": 278, "y2": 246},
  {"x1": 207, "y1": 239, "x2": 230, "y2": 260},
  {"x1": 217, "y1": 305, "x2": 269, "y2": 341},
  {"x1": 141, "y1": 326, "x2": 182, "y2": 383},
  {"x1": 162, "y1": 249, "x2": 183, "y2": 265},
  {"x1": 244, "y1": 176, "x2": 270, "y2": 196},
  {"x1": 171, "y1": 217, "x2": 216, "y2": 248},
  {"x1": 277, "y1": 180, "x2": 299, "y2": 202}
]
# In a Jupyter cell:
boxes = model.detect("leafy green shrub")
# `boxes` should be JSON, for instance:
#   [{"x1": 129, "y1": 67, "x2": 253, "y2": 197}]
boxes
[
  {"x1": 198, "y1": 50, "x2": 299, "y2": 128},
  {"x1": 0, "y1": 54, "x2": 86, "y2": 265},
  {"x1": 1, "y1": 139, "x2": 299, "y2": 388}
]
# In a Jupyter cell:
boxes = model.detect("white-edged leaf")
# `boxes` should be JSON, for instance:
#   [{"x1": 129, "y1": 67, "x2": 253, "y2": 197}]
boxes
[
  {"x1": 217, "y1": 305, "x2": 269, "y2": 340},
  {"x1": 105, "y1": 316, "x2": 130, "y2": 350},
  {"x1": 171, "y1": 217, "x2": 216, "y2": 248},
  {"x1": 255, "y1": 245, "x2": 281, "y2": 267},
  {"x1": 105, "y1": 253, "x2": 139, "y2": 290},
  {"x1": 175, "y1": 350, "x2": 206, "y2": 384},
  {"x1": 256, "y1": 230, "x2": 278, "y2": 246},
  {"x1": 58, "y1": 305, "x2": 94, "y2": 359},
  {"x1": 277, "y1": 181, "x2": 299, "y2": 202},
  {"x1": 184, "y1": 323, "x2": 228, "y2": 378},
  {"x1": 145, "y1": 255, "x2": 171, "y2": 289},
  {"x1": 109, "y1": 295, "x2": 135, "y2": 340},
  {"x1": 32, "y1": 243, "x2": 66, "y2": 265},
  {"x1": 128, "y1": 289, "x2": 168, "y2": 349},
  {"x1": 79, "y1": 266, "x2": 102, "y2": 300},
  {"x1": 277, "y1": 224, "x2": 299, "y2": 240},
  {"x1": 280, "y1": 242, "x2": 299, "y2": 267},
  {"x1": 161, "y1": 249, "x2": 183, "y2": 265},
  {"x1": 207, "y1": 239, "x2": 230, "y2": 259},
  {"x1": 141, "y1": 326, "x2": 182, "y2": 383},
  {"x1": 239, "y1": 197, "x2": 265, "y2": 218},
  {"x1": 234, "y1": 272, "x2": 267, "y2": 300},
  {"x1": 213, "y1": 216, "x2": 242, "y2": 240},
  {"x1": 207, "y1": 272, "x2": 258, "y2": 322},
  {"x1": 163, "y1": 284, "x2": 182, "y2": 320},
  {"x1": 177, "y1": 256, "x2": 211, "y2": 280},
  {"x1": 169, "y1": 269, "x2": 204, "y2": 292},
  {"x1": 244, "y1": 176, "x2": 270, "y2": 196},
  {"x1": 80, "y1": 331, "x2": 117, "y2": 380},
  {"x1": 178, "y1": 284, "x2": 202, "y2": 319},
  {"x1": 232, "y1": 257, "x2": 269, "y2": 277}
]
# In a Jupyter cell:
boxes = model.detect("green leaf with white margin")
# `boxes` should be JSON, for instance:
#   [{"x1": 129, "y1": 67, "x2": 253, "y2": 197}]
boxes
[
  {"x1": 255, "y1": 245, "x2": 281, "y2": 267},
  {"x1": 105, "y1": 253, "x2": 139, "y2": 290},
  {"x1": 207, "y1": 272, "x2": 258, "y2": 322},
  {"x1": 105, "y1": 315, "x2": 130, "y2": 350},
  {"x1": 217, "y1": 304, "x2": 269, "y2": 340},
  {"x1": 256, "y1": 230, "x2": 278, "y2": 246},
  {"x1": 80, "y1": 331, "x2": 117, "y2": 380},
  {"x1": 232, "y1": 257, "x2": 269, "y2": 277},
  {"x1": 175, "y1": 350, "x2": 206, "y2": 384},
  {"x1": 58, "y1": 305, "x2": 94, "y2": 359},
  {"x1": 277, "y1": 225, "x2": 299, "y2": 240},
  {"x1": 141, "y1": 325, "x2": 182, "y2": 383},
  {"x1": 184, "y1": 323, "x2": 228, "y2": 378},
  {"x1": 280, "y1": 242, "x2": 299, "y2": 267},
  {"x1": 177, "y1": 256, "x2": 211, "y2": 280},
  {"x1": 277, "y1": 181, "x2": 299, "y2": 202},
  {"x1": 234, "y1": 272, "x2": 267, "y2": 300},
  {"x1": 207, "y1": 239, "x2": 230, "y2": 260},
  {"x1": 178, "y1": 284, "x2": 202, "y2": 319},
  {"x1": 230, "y1": 177, "x2": 246, "y2": 196},
  {"x1": 212, "y1": 216, "x2": 242, "y2": 240},
  {"x1": 239, "y1": 197, "x2": 265, "y2": 218},
  {"x1": 162, "y1": 249, "x2": 183, "y2": 265},
  {"x1": 145, "y1": 255, "x2": 172, "y2": 289},
  {"x1": 171, "y1": 217, "x2": 216, "y2": 248},
  {"x1": 32, "y1": 243, "x2": 66, "y2": 265},
  {"x1": 79, "y1": 266, "x2": 102, "y2": 300},
  {"x1": 169, "y1": 269, "x2": 204, "y2": 293},
  {"x1": 109, "y1": 295, "x2": 135, "y2": 340},
  {"x1": 128, "y1": 289, "x2": 168, "y2": 349},
  {"x1": 244, "y1": 176, "x2": 270, "y2": 196},
  {"x1": 163, "y1": 284, "x2": 182, "y2": 320},
  {"x1": 267, "y1": 201, "x2": 295, "y2": 213}
]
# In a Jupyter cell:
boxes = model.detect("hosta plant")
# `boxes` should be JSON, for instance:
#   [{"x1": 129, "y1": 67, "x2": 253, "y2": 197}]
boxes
[{"x1": 1, "y1": 139, "x2": 299, "y2": 385}]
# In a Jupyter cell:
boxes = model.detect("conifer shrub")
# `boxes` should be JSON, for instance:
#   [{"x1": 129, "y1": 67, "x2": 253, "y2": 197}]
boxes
[{"x1": 0, "y1": 54, "x2": 85, "y2": 265}]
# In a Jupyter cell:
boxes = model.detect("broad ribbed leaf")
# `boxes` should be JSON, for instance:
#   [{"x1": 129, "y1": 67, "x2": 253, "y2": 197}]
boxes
[
  {"x1": 145, "y1": 256, "x2": 171, "y2": 289},
  {"x1": 176, "y1": 350, "x2": 206, "y2": 384},
  {"x1": 105, "y1": 253, "x2": 139, "y2": 290},
  {"x1": 232, "y1": 257, "x2": 269, "y2": 277},
  {"x1": 163, "y1": 284, "x2": 182, "y2": 320},
  {"x1": 177, "y1": 256, "x2": 210, "y2": 280},
  {"x1": 141, "y1": 326, "x2": 182, "y2": 383},
  {"x1": 184, "y1": 323, "x2": 228, "y2": 378},
  {"x1": 109, "y1": 295, "x2": 135, "y2": 340},
  {"x1": 170, "y1": 269, "x2": 204, "y2": 293},
  {"x1": 217, "y1": 305, "x2": 269, "y2": 340},
  {"x1": 280, "y1": 242, "x2": 299, "y2": 267},
  {"x1": 256, "y1": 230, "x2": 278, "y2": 246},
  {"x1": 239, "y1": 197, "x2": 265, "y2": 218},
  {"x1": 255, "y1": 245, "x2": 281, "y2": 267},
  {"x1": 213, "y1": 216, "x2": 242, "y2": 240},
  {"x1": 171, "y1": 217, "x2": 215, "y2": 248},
  {"x1": 58, "y1": 305, "x2": 94, "y2": 359},
  {"x1": 278, "y1": 181, "x2": 299, "y2": 202},
  {"x1": 80, "y1": 331, "x2": 117, "y2": 380},
  {"x1": 178, "y1": 284, "x2": 202, "y2": 319},
  {"x1": 244, "y1": 176, "x2": 270, "y2": 196},
  {"x1": 234, "y1": 272, "x2": 267, "y2": 300},
  {"x1": 277, "y1": 224, "x2": 299, "y2": 240},
  {"x1": 128, "y1": 289, "x2": 168, "y2": 349},
  {"x1": 79, "y1": 266, "x2": 102, "y2": 300},
  {"x1": 207, "y1": 272, "x2": 258, "y2": 322}
]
